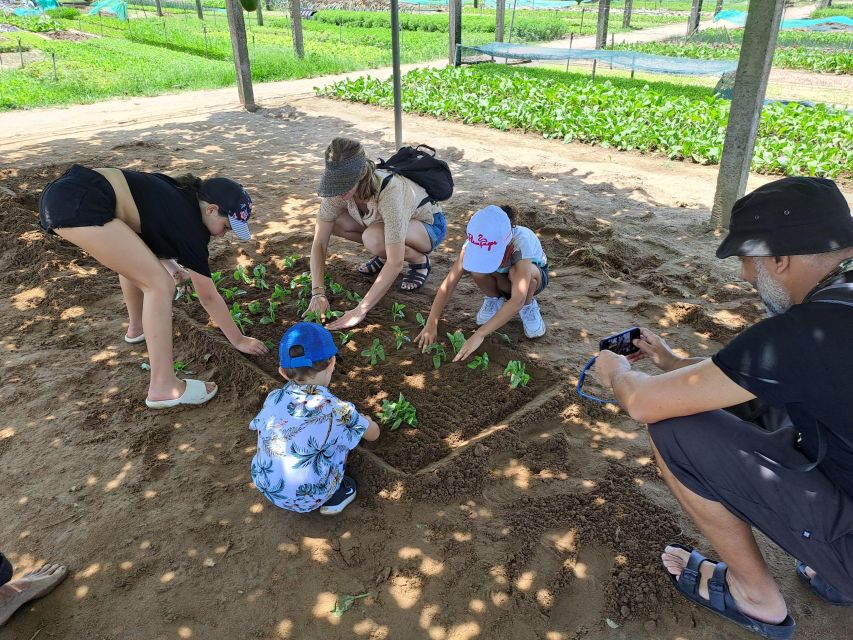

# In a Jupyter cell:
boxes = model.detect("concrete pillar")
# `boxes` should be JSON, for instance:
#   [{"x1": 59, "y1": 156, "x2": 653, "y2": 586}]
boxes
[
  {"x1": 496, "y1": 0, "x2": 505, "y2": 43},
  {"x1": 710, "y1": 0, "x2": 784, "y2": 228},
  {"x1": 595, "y1": 0, "x2": 610, "y2": 50},
  {"x1": 622, "y1": 0, "x2": 633, "y2": 30},
  {"x1": 390, "y1": 0, "x2": 403, "y2": 149},
  {"x1": 449, "y1": 0, "x2": 462, "y2": 65},
  {"x1": 687, "y1": 0, "x2": 703, "y2": 37},
  {"x1": 225, "y1": 0, "x2": 257, "y2": 111},
  {"x1": 289, "y1": 0, "x2": 304, "y2": 59}
]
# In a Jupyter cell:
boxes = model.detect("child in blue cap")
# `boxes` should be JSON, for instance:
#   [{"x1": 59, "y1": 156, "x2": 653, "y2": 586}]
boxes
[{"x1": 249, "y1": 322, "x2": 380, "y2": 515}]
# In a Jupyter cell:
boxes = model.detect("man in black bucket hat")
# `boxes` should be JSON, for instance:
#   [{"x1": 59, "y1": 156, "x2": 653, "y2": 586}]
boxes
[{"x1": 593, "y1": 177, "x2": 853, "y2": 639}]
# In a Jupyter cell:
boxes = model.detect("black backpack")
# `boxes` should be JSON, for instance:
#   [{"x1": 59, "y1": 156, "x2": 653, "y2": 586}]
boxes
[{"x1": 377, "y1": 144, "x2": 454, "y2": 206}]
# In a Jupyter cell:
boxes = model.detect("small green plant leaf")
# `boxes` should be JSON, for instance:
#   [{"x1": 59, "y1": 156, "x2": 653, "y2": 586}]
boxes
[
  {"x1": 415, "y1": 312, "x2": 426, "y2": 328},
  {"x1": 337, "y1": 331, "x2": 352, "y2": 346},
  {"x1": 391, "y1": 302, "x2": 406, "y2": 322},
  {"x1": 346, "y1": 290, "x2": 363, "y2": 304},
  {"x1": 467, "y1": 352, "x2": 490, "y2": 371},
  {"x1": 503, "y1": 360, "x2": 530, "y2": 389},
  {"x1": 263, "y1": 339, "x2": 276, "y2": 350},
  {"x1": 233, "y1": 265, "x2": 252, "y2": 285},
  {"x1": 378, "y1": 392, "x2": 418, "y2": 430},
  {"x1": 282, "y1": 255, "x2": 299, "y2": 269},
  {"x1": 447, "y1": 330, "x2": 465, "y2": 354},
  {"x1": 247, "y1": 300, "x2": 262, "y2": 315},
  {"x1": 360, "y1": 338, "x2": 386, "y2": 365},
  {"x1": 425, "y1": 343, "x2": 446, "y2": 369},
  {"x1": 391, "y1": 325, "x2": 410, "y2": 350},
  {"x1": 331, "y1": 593, "x2": 369, "y2": 617}
]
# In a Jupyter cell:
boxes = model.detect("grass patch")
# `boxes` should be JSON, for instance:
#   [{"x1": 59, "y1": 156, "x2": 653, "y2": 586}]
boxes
[{"x1": 317, "y1": 64, "x2": 853, "y2": 179}]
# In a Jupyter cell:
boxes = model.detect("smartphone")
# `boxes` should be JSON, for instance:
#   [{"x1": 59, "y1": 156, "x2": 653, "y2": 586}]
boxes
[{"x1": 599, "y1": 327, "x2": 641, "y2": 356}]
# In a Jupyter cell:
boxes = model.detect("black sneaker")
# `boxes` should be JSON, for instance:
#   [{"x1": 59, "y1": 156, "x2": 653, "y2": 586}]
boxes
[{"x1": 319, "y1": 476, "x2": 357, "y2": 515}]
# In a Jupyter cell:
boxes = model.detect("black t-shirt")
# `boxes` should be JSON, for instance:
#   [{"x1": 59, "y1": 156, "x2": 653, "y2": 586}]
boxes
[
  {"x1": 121, "y1": 170, "x2": 212, "y2": 277},
  {"x1": 712, "y1": 274, "x2": 853, "y2": 495}
]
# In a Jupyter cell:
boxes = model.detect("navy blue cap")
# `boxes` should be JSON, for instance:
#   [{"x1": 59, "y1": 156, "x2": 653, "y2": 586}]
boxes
[
  {"x1": 279, "y1": 322, "x2": 338, "y2": 368},
  {"x1": 198, "y1": 177, "x2": 253, "y2": 240}
]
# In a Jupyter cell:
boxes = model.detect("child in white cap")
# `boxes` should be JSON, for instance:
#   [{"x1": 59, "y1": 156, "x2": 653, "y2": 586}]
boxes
[{"x1": 415, "y1": 205, "x2": 548, "y2": 361}]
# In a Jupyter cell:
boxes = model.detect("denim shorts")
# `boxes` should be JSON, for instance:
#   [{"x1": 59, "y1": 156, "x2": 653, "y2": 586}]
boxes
[
  {"x1": 39, "y1": 164, "x2": 116, "y2": 235},
  {"x1": 422, "y1": 211, "x2": 447, "y2": 252}
]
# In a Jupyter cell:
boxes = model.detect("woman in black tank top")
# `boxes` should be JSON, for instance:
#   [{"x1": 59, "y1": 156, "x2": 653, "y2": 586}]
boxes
[{"x1": 39, "y1": 165, "x2": 267, "y2": 409}]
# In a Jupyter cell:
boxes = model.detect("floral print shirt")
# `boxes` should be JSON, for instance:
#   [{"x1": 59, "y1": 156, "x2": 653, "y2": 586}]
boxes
[{"x1": 249, "y1": 381, "x2": 369, "y2": 513}]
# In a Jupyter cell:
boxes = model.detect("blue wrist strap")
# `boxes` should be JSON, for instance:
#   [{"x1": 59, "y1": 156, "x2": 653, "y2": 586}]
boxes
[{"x1": 576, "y1": 356, "x2": 617, "y2": 404}]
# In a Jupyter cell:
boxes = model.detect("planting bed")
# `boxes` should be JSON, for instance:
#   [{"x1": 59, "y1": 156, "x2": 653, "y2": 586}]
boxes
[{"x1": 177, "y1": 257, "x2": 558, "y2": 475}]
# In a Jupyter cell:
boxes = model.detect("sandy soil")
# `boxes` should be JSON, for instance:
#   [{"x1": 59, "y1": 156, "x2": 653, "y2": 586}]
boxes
[{"x1": 1, "y1": 76, "x2": 853, "y2": 640}]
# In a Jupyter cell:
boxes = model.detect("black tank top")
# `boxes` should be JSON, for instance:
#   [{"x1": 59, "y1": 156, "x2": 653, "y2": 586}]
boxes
[{"x1": 121, "y1": 169, "x2": 212, "y2": 277}]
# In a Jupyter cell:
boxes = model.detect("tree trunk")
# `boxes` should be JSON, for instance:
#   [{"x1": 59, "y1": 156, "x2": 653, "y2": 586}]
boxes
[
  {"x1": 622, "y1": 0, "x2": 632, "y2": 30},
  {"x1": 195, "y1": 0, "x2": 203, "y2": 20},
  {"x1": 225, "y1": 0, "x2": 256, "y2": 111},
  {"x1": 289, "y1": 0, "x2": 304, "y2": 59},
  {"x1": 595, "y1": 0, "x2": 610, "y2": 50},
  {"x1": 496, "y1": 0, "x2": 505, "y2": 43},
  {"x1": 687, "y1": 0, "x2": 703, "y2": 37},
  {"x1": 256, "y1": 2, "x2": 263, "y2": 26},
  {"x1": 714, "y1": 0, "x2": 724, "y2": 15},
  {"x1": 154, "y1": 0, "x2": 163, "y2": 18}
]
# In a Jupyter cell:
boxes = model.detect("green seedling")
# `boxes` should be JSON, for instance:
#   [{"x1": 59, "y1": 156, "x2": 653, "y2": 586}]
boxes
[
  {"x1": 140, "y1": 362, "x2": 150, "y2": 371},
  {"x1": 468, "y1": 352, "x2": 490, "y2": 371},
  {"x1": 378, "y1": 392, "x2": 418, "y2": 430},
  {"x1": 303, "y1": 310, "x2": 323, "y2": 324},
  {"x1": 270, "y1": 283, "x2": 289, "y2": 302},
  {"x1": 295, "y1": 297, "x2": 309, "y2": 316},
  {"x1": 337, "y1": 331, "x2": 352, "y2": 346},
  {"x1": 211, "y1": 271, "x2": 224, "y2": 288},
  {"x1": 360, "y1": 338, "x2": 386, "y2": 365},
  {"x1": 282, "y1": 255, "x2": 299, "y2": 269},
  {"x1": 263, "y1": 339, "x2": 276, "y2": 350},
  {"x1": 260, "y1": 300, "x2": 279, "y2": 325},
  {"x1": 391, "y1": 325, "x2": 410, "y2": 350},
  {"x1": 290, "y1": 272, "x2": 311, "y2": 297},
  {"x1": 233, "y1": 264, "x2": 252, "y2": 285},
  {"x1": 346, "y1": 290, "x2": 363, "y2": 304},
  {"x1": 253, "y1": 264, "x2": 269, "y2": 290},
  {"x1": 174, "y1": 280, "x2": 197, "y2": 302},
  {"x1": 221, "y1": 286, "x2": 246, "y2": 302},
  {"x1": 425, "y1": 343, "x2": 446, "y2": 370},
  {"x1": 173, "y1": 360, "x2": 195, "y2": 374},
  {"x1": 325, "y1": 310, "x2": 343, "y2": 320},
  {"x1": 415, "y1": 312, "x2": 426, "y2": 328},
  {"x1": 230, "y1": 302, "x2": 253, "y2": 334},
  {"x1": 331, "y1": 593, "x2": 369, "y2": 618},
  {"x1": 447, "y1": 330, "x2": 465, "y2": 355},
  {"x1": 391, "y1": 302, "x2": 406, "y2": 322},
  {"x1": 504, "y1": 360, "x2": 530, "y2": 389},
  {"x1": 247, "y1": 300, "x2": 263, "y2": 315},
  {"x1": 328, "y1": 281, "x2": 343, "y2": 295}
]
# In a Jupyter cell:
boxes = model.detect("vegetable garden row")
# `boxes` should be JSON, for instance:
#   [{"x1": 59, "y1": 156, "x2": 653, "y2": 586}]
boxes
[{"x1": 317, "y1": 64, "x2": 853, "y2": 180}]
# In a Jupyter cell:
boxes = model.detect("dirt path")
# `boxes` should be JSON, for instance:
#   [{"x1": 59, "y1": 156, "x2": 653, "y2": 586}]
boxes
[{"x1": 2, "y1": 73, "x2": 853, "y2": 640}]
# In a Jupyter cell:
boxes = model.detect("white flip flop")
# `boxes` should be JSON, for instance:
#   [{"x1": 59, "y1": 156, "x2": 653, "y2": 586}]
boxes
[
  {"x1": 124, "y1": 332, "x2": 146, "y2": 344},
  {"x1": 145, "y1": 379, "x2": 218, "y2": 410}
]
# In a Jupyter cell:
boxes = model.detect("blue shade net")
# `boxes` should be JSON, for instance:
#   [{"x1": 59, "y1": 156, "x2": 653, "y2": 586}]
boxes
[
  {"x1": 404, "y1": 0, "x2": 593, "y2": 6},
  {"x1": 89, "y1": 0, "x2": 128, "y2": 21},
  {"x1": 460, "y1": 42, "x2": 738, "y2": 76},
  {"x1": 11, "y1": 0, "x2": 59, "y2": 16},
  {"x1": 715, "y1": 9, "x2": 853, "y2": 31}
]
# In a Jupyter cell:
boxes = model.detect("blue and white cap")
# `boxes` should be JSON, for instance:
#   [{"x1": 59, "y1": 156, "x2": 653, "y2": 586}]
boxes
[{"x1": 199, "y1": 177, "x2": 253, "y2": 240}]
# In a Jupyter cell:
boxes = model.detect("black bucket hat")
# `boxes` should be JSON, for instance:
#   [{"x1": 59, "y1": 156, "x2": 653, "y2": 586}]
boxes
[
  {"x1": 318, "y1": 149, "x2": 367, "y2": 198},
  {"x1": 716, "y1": 176, "x2": 853, "y2": 259}
]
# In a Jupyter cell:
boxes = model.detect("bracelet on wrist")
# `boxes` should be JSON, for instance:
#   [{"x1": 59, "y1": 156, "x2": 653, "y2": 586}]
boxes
[{"x1": 311, "y1": 293, "x2": 327, "y2": 299}]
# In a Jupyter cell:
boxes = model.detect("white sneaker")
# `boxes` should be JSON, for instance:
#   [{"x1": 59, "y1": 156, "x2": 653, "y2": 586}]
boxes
[
  {"x1": 476, "y1": 296, "x2": 505, "y2": 325},
  {"x1": 520, "y1": 298, "x2": 546, "y2": 338}
]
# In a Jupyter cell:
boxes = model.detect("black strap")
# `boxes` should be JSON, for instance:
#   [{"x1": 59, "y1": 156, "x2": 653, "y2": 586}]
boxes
[{"x1": 379, "y1": 172, "x2": 434, "y2": 209}]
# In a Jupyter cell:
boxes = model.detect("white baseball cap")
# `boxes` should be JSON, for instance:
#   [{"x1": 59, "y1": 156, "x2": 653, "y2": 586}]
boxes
[{"x1": 462, "y1": 205, "x2": 513, "y2": 273}]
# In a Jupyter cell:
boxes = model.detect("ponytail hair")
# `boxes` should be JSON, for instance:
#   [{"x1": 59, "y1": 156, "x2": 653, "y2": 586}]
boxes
[
  {"x1": 170, "y1": 172, "x2": 203, "y2": 194},
  {"x1": 498, "y1": 204, "x2": 516, "y2": 226}
]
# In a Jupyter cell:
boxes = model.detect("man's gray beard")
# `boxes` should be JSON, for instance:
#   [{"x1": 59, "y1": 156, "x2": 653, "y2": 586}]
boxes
[{"x1": 753, "y1": 259, "x2": 793, "y2": 317}]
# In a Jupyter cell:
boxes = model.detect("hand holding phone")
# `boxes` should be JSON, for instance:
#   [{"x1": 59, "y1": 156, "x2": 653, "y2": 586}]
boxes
[{"x1": 598, "y1": 327, "x2": 641, "y2": 357}]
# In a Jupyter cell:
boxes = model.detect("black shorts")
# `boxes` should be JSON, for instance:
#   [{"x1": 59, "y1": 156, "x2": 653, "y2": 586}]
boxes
[
  {"x1": 649, "y1": 410, "x2": 853, "y2": 600},
  {"x1": 39, "y1": 164, "x2": 116, "y2": 235},
  {"x1": 0, "y1": 551, "x2": 12, "y2": 586}
]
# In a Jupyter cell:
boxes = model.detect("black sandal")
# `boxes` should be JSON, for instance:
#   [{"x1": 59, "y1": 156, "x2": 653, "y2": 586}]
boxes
[
  {"x1": 399, "y1": 255, "x2": 431, "y2": 292},
  {"x1": 357, "y1": 255, "x2": 385, "y2": 276}
]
